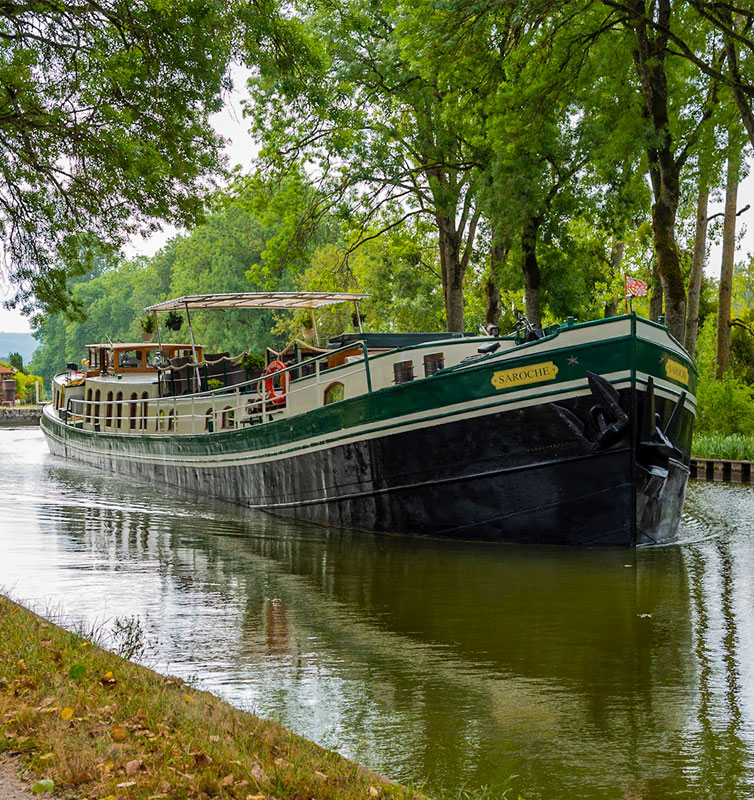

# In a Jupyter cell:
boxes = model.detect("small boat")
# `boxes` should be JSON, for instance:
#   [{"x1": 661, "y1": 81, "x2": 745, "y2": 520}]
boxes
[{"x1": 42, "y1": 292, "x2": 696, "y2": 546}]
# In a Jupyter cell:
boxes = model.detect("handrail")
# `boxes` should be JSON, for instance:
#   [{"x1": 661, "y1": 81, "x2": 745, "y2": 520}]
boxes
[{"x1": 60, "y1": 341, "x2": 373, "y2": 435}]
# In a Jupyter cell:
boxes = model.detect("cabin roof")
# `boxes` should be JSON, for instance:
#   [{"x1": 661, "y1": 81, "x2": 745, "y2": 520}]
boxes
[
  {"x1": 0, "y1": 365, "x2": 15, "y2": 376},
  {"x1": 144, "y1": 292, "x2": 369, "y2": 312}
]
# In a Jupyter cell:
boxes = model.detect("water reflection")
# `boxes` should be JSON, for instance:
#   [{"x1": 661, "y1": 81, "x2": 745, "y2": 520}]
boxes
[{"x1": 1, "y1": 428, "x2": 754, "y2": 798}]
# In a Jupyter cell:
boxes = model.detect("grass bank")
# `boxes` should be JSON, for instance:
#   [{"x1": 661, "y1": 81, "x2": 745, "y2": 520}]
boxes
[
  {"x1": 0, "y1": 595, "x2": 425, "y2": 800},
  {"x1": 692, "y1": 433, "x2": 754, "y2": 461}
]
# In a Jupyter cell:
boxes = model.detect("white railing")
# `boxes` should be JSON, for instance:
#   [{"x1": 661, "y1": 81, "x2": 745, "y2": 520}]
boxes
[{"x1": 61, "y1": 341, "x2": 373, "y2": 435}]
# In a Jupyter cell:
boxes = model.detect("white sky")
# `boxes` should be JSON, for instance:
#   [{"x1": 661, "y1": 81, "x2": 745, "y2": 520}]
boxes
[{"x1": 0, "y1": 75, "x2": 753, "y2": 334}]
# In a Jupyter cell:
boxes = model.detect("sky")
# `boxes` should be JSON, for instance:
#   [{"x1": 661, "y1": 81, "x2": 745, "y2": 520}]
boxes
[{"x1": 0, "y1": 78, "x2": 753, "y2": 334}]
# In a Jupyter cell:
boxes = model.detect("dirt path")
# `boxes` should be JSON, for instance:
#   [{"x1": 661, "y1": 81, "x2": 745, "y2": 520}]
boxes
[{"x1": 0, "y1": 757, "x2": 35, "y2": 800}]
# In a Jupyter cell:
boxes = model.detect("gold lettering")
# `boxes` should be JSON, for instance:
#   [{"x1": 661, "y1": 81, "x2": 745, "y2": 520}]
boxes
[
  {"x1": 664, "y1": 359, "x2": 689, "y2": 385},
  {"x1": 491, "y1": 361, "x2": 559, "y2": 390}
]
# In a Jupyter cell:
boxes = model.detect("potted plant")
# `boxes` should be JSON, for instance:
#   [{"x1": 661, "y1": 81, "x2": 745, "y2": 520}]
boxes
[
  {"x1": 165, "y1": 310, "x2": 183, "y2": 331},
  {"x1": 139, "y1": 315, "x2": 156, "y2": 342}
]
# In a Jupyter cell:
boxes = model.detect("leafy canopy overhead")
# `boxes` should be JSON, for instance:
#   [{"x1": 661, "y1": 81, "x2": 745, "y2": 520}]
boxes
[{"x1": 0, "y1": 0, "x2": 243, "y2": 318}]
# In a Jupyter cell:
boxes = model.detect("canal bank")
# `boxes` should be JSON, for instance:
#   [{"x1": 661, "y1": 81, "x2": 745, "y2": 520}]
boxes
[
  {"x1": 0, "y1": 407, "x2": 41, "y2": 427},
  {"x1": 0, "y1": 595, "x2": 416, "y2": 800}
]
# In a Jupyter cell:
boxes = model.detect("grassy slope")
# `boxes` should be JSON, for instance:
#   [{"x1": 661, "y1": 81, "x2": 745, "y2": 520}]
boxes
[{"x1": 0, "y1": 596, "x2": 425, "y2": 800}]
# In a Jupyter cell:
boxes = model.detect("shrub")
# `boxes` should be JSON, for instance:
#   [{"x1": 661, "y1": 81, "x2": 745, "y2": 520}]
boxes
[{"x1": 695, "y1": 373, "x2": 754, "y2": 436}]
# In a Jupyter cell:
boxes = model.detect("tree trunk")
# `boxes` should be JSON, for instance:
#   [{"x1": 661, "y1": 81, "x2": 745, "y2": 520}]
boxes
[
  {"x1": 715, "y1": 148, "x2": 740, "y2": 378},
  {"x1": 437, "y1": 215, "x2": 465, "y2": 332},
  {"x1": 684, "y1": 185, "x2": 709, "y2": 357},
  {"x1": 521, "y1": 216, "x2": 542, "y2": 328},
  {"x1": 485, "y1": 237, "x2": 507, "y2": 326},
  {"x1": 604, "y1": 239, "x2": 624, "y2": 317},
  {"x1": 649, "y1": 258, "x2": 663, "y2": 322},
  {"x1": 630, "y1": 0, "x2": 686, "y2": 339}
]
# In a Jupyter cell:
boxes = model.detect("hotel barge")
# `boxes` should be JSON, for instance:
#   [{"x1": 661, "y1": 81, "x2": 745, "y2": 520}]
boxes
[{"x1": 42, "y1": 292, "x2": 697, "y2": 546}]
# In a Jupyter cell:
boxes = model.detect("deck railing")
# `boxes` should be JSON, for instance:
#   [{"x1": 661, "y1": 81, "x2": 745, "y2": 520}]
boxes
[{"x1": 61, "y1": 341, "x2": 372, "y2": 435}]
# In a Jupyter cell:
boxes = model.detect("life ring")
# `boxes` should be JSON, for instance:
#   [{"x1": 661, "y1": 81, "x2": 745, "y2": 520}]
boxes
[{"x1": 264, "y1": 360, "x2": 289, "y2": 406}]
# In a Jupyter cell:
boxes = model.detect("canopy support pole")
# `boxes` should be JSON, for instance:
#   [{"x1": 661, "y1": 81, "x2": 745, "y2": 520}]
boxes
[
  {"x1": 154, "y1": 311, "x2": 164, "y2": 397},
  {"x1": 185, "y1": 302, "x2": 202, "y2": 391},
  {"x1": 353, "y1": 300, "x2": 363, "y2": 333},
  {"x1": 310, "y1": 309, "x2": 320, "y2": 346}
]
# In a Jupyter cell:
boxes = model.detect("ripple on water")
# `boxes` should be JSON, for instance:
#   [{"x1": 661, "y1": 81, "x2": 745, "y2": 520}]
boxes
[{"x1": 2, "y1": 427, "x2": 754, "y2": 799}]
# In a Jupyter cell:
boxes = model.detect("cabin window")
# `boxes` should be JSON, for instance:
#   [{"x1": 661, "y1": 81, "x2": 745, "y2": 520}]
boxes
[
  {"x1": 115, "y1": 391, "x2": 123, "y2": 429},
  {"x1": 85, "y1": 388, "x2": 92, "y2": 423},
  {"x1": 89, "y1": 349, "x2": 100, "y2": 369},
  {"x1": 140, "y1": 392, "x2": 149, "y2": 431},
  {"x1": 118, "y1": 349, "x2": 142, "y2": 369},
  {"x1": 323, "y1": 382, "x2": 345, "y2": 405},
  {"x1": 393, "y1": 360, "x2": 414, "y2": 384},
  {"x1": 222, "y1": 406, "x2": 234, "y2": 429},
  {"x1": 147, "y1": 349, "x2": 169, "y2": 368},
  {"x1": 167, "y1": 409, "x2": 175, "y2": 432},
  {"x1": 93, "y1": 390, "x2": 101, "y2": 427},
  {"x1": 129, "y1": 393, "x2": 138, "y2": 430},
  {"x1": 424, "y1": 352, "x2": 445, "y2": 376},
  {"x1": 106, "y1": 392, "x2": 113, "y2": 428},
  {"x1": 205, "y1": 408, "x2": 213, "y2": 431},
  {"x1": 157, "y1": 409, "x2": 165, "y2": 432}
]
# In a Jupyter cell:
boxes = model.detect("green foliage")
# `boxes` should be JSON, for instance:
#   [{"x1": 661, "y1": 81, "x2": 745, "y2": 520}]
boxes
[
  {"x1": 692, "y1": 433, "x2": 754, "y2": 461},
  {"x1": 139, "y1": 316, "x2": 156, "y2": 335},
  {"x1": 695, "y1": 374, "x2": 754, "y2": 437},
  {"x1": 7, "y1": 352, "x2": 24, "y2": 373}
]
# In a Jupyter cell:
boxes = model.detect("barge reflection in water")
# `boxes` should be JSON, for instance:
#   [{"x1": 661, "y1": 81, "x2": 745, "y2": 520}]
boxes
[{"x1": 1, "y1": 427, "x2": 754, "y2": 799}]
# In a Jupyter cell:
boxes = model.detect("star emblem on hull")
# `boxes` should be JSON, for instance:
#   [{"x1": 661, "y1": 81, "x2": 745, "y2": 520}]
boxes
[{"x1": 567, "y1": 356, "x2": 579, "y2": 366}]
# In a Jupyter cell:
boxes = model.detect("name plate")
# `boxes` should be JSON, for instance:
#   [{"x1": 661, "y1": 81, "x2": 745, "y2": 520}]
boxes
[
  {"x1": 491, "y1": 361, "x2": 559, "y2": 390},
  {"x1": 664, "y1": 358, "x2": 689, "y2": 385}
]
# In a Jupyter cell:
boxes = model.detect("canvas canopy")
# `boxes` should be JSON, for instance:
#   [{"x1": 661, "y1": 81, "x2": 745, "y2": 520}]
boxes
[{"x1": 145, "y1": 292, "x2": 368, "y2": 313}]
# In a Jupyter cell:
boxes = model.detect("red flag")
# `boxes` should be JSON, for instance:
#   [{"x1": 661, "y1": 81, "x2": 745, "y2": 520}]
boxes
[{"x1": 625, "y1": 276, "x2": 648, "y2": 297}]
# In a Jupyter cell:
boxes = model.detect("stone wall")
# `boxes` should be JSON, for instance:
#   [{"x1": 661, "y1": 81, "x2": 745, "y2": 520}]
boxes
[{"x1": 0, "y1": 406, "x2": 43, "y2": 426}]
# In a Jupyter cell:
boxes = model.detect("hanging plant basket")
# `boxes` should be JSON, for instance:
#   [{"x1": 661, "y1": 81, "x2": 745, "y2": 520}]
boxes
[{"x1": 165, "y1": 311, "x2": 183, "y2": 331}]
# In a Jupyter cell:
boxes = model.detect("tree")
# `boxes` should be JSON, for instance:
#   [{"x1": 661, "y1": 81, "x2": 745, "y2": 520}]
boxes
[
  {"x1": 0, "y1": 0, "x2": 259, "y2": 319},
  {"x1": 246, "y1": 0, "x2": 482, "y2": 331},
  {"x1": 7, "y1": 352, "x2": 23, "y2": 373}
]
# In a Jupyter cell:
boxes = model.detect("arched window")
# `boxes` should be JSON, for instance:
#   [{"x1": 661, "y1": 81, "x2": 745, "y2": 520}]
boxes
[
  {"x1": 106, "y1": 391, "x2": 113, "y2": 428},
  {"x1": 129, "y1": 393, "x2": 138, "y2": 430},
  {"x1": 205, "y1": 408, "x2": 213, "y2": 431},
  {"x1": 115, "y1": 391, "x2": 123, "y2": 429},
  {"x1": 167, "y1": 409, "x2": 175, "y2": 432},
  {"x1": 94, "y1": 389, "x2": 101, "y2": 427},
  {"x1": 140, "y1": 391, "x2": 149, "y2": 431},
  {"x1": 323, "y1": 382, "x2": 345, "y2": 405},
  {"x1": 85, "y1": 388, "x2": 92, "y2": 423},
  {"x1": 222, "y1": 406, "x2": 234, "y2": 429}
]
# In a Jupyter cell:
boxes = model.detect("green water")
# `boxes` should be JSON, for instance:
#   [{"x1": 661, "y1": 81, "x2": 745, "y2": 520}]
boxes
[{"x1": 1, "y1": 427, "x2": 753, "y2": 799}]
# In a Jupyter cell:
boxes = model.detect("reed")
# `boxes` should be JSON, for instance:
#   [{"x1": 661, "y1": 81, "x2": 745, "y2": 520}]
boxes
[{"x1": 692, "y1": 434, "x2": 754, "y2": 461}]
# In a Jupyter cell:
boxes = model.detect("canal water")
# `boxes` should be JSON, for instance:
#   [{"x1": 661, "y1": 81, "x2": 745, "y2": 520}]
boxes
[{"x1": 1, "y1": 427, "x2": 753, "y2": 799}]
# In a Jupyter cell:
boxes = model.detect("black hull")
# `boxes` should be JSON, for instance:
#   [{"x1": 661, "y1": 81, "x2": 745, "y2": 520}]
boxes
[{"x1": 43, "y1": 383, "x2": 694, "y2": 546}]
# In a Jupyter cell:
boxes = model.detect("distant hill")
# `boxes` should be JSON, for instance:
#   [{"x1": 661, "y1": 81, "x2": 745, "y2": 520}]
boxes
[{"x1": 0, "y1": 332, "x2": 38, "y2": 366}]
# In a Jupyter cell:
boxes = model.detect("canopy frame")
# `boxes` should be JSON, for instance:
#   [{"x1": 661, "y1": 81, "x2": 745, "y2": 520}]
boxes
[{"x1": 145, "y1": 292, "x2": 368, "y2": 357}]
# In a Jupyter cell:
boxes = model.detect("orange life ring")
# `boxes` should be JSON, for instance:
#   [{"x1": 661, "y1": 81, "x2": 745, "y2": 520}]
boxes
[{"x1": 264, "y1": 360, "x2": 289, "y2": 405}]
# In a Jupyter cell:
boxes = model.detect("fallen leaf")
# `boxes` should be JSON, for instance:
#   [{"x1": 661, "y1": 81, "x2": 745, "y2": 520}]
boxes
[
  {"x1": 315, "y1": 771, "x2": 328, "y2": 781},
  {"x1": 273, "y1": 757, "x2": 288, "y2": 767},
  {"x1": 103, "y1": 670, "x2": 113, "y2": 679},
  {"x1": 60, "y1": 707, "x2": 74, "y2": 720},
  {"x1": 209, "y1": 735, "x2": 220, "y2": 743},
  {"x1": 111, "y1": 725, "x2": 127, "y2": 742},
  {"x1": 116, "y1": 781, "x2": 137, "y2": 789},
  {"x1": 193, "y1": 752, "x2": 213, "y2": 767},
  {"x1": 250, "y1": 763, "x2": 268, "y2": 785},
  {"x1": 183, "y1": 693, "x2": 195, "y2": 703},
  {"x1": 220, "y1": 774, "x2": 234, "y2": 787},
  {"x1": 369, "y1": 787, "x2": 380, "y2": 797},
  {"x1": 125, "y1": 759, "x2": 142, "y2": 776},
  {"x1": 38, "y1": 753, "x2": 54, "y2": 761},
  {"x1": 31, "y1": 779, "x2": 54, "y2": 794},
  {"x1": 245, "y1": 795, "x2": 266, "y2": 800}
]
